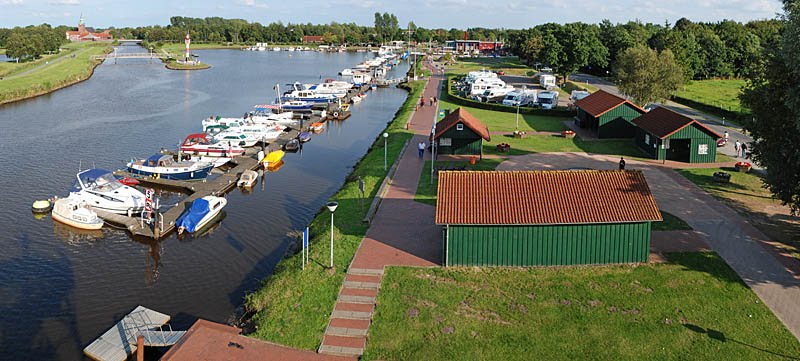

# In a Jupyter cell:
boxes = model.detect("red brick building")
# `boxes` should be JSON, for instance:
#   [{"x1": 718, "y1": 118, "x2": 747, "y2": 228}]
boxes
[
  {"x1": 65, "y1": 15, "x2": 113, "y2": 42},
  {"x1": 302, "y1": 35, "x2": 325, "y2": 43}
]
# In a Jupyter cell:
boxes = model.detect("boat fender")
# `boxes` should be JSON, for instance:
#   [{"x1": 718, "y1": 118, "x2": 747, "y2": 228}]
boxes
[
  {"x1": 32, "y1": 199, "x2": 52, "y2": 213},
  {"x1": 333, "y1": 111, "x2": 339, "y2": 118}
]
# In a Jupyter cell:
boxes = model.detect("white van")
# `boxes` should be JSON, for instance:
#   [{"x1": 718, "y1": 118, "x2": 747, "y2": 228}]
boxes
[
  {"x1": 540, "y1": 74, "x2": 556, "y2": 90},
  {"x1": 570, "y1": 90, "x2": 590, "y2": 102},
  {"x1": 537, "y1": 91, "x2": 559, "y2": 109},
  {"x1": 478, "y1": 86, "x2": 516, "y2": 103},
  {"x1": 502, "y1": 89, "x2": 537, "y2": 106}
]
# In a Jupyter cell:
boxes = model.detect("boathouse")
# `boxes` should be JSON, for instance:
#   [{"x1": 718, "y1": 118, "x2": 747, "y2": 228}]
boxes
[
  {"x1": 574, "y1": 90, "x2": 645, "y2": 138},
  {"x1": 632, "y1": 106, "x2": 721, "y2": 163},
  {"x1": 436, "y1": 170, "x2": 662, "y2": 267},
  {"x1": 433, "y1": 108, "x2": 490, "y2": 158}
]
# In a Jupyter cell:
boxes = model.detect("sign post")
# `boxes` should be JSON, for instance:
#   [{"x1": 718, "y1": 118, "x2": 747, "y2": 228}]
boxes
[{"x1": 302, "y1": 227, "x2": 309, "y2": 269}]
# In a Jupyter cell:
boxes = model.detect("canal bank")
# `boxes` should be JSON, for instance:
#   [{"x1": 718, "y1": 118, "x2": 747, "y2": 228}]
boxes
[{"x1": 244, "y1": 79, "x2": 426, "y2": 350}]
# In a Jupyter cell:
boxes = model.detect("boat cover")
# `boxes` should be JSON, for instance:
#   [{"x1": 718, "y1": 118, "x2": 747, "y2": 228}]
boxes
[{"x1": 175, "y1": 198, "x2": 210, "y2": 233}]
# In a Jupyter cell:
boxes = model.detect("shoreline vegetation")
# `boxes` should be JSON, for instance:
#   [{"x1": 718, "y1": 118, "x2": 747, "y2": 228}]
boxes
[
  {"x1": 243, "y1": 79, "x2": 426, "y2": 350},
  {"x1": 0, "y1": 43, "x2": 111, "y2": 106}
]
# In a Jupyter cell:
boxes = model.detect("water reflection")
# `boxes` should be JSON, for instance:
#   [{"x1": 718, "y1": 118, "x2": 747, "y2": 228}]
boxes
[{"x1": 52, "y1": 221, "x2": 106, "y2": 245}]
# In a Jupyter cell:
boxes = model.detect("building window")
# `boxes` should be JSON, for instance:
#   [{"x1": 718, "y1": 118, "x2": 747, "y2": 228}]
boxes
[
  {"x1": 644, "y1": 134, "x2": 650, "y2": 145},
  {"x1": 698, "y1": 143, "x2": 709, "y2": 155},
  {"x1": 440, "y1": 138, "x2": 452, "y2": 146},
  {"x1": 456, "y1": 124, "x2": 464, "y2": 131}
]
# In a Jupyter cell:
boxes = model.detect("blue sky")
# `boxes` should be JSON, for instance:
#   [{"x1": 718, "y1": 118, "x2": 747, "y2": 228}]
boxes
[{"x1": 0, "y1": 0, "x2": 784, "y2": 29}]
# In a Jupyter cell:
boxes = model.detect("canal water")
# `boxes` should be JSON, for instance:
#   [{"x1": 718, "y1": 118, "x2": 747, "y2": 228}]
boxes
[{"x1": 0, "y1": 45, "x2": 409, "y2": 360}]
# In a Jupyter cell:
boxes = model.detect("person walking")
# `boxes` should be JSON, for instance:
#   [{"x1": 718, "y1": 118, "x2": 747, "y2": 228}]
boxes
[
  {"x1": 741, "y1": 143, "x2": 748, "y2": 159},
  {"x1": 734, "y1": 140, "x2": 741, "y2": 157},
  {"x1": 429, "y1": 96, "x2": 434, "y2": 106},
  {"x1": 418, "y1": 141, "x2": 426, "y2": 159},
  {"x1": 433, "y1": 96, "x2": 437, "y2": 104},
  {"x1": 420, "y1": 97, "x2": 425, "y2": 108},
  {"x1": 724, "y1": 130, "x2": 729, "y2": 140},
  {"x1": 619, "y1": 157, "x2": 626, "y2": 170}
]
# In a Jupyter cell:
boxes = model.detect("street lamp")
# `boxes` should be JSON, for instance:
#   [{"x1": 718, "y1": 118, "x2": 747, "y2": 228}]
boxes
[
  {"x1": 383, "y1": 132, "x2": 389, "y2": 171},
  {"x1": 326, "y1": 201, "x2": 338, "y2": 268}
]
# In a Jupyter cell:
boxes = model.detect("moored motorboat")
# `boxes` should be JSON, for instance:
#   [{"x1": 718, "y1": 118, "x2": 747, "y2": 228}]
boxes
[
  {"x1": 214, "y1": 131, "x2": 259, "y2": 147},
  {"x1": 262, "y1": 150, "x2": 285, "y2": 167},
  {"x1": 69, "y1": 169, "x2": 145, "y2": 215},
  {"x1": 309, "y1": 122, "x2": 325, "y2": 132},
  {"x1": 181, "y1": 133, "x2": 246, "y2": 157},
  {"x1": 51, "y1": 197, "x2": 104, "y2": 230},
  {"x1": 127, "y1": 154, "x2": 214, "y2": 181},
  {"x1": 237, "y1": 169, "x2": 258, "y2": 188},
  {"x1": 272, "y1": 100, "x2": 314, "y2": 111},
  {"x1": 284, "y1": 138, "x2": 300, "y2": 151},
  {"x1": 297, "y1": 131, "x2": 312, "y2": 142},
  {"x1": 176, "y1": 196, "x2": 227, "y2": 234}
]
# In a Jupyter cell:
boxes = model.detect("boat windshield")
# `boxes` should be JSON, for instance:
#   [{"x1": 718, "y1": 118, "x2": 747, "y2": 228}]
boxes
[{"x1": 74, "y1": 169, "x2": 122, "y2": 192}]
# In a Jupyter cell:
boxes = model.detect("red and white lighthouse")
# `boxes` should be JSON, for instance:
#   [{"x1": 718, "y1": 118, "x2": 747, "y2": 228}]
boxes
[{"x1": 184, "y1": 32, "x2": 191, "y2": 61}]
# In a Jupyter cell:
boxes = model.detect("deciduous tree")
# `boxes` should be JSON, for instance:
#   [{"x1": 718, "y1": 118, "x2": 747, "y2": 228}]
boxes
[{"x1": 614, "y1": 45, "x2": 684, "y2": 105}]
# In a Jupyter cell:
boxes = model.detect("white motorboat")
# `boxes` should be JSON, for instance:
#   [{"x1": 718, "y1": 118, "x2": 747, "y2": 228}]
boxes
[
  {"x1": 201, "y1": 116, "x2": 246, "y2": 133},
  {"x1": 127, "y1": 154, "x2": 214, "y2": 181},
  {"x1": 69, "y1": 169, "x2": 145, "y2": 215},
  {"x1": 249, "y1": 106, "x2": 296, "y2": 126},
  {"x1": 187, "y1": 155, "x2": 231, "y2": 168},
  {"x1": 308, "y1": 80, "x2": 352, "y2": 97},
  {"x1": 340, "y1": 68, "x2": 354, "y2": 76},
  {"x1": 51, "y1": 197, "x2": 104, "y2": 230},
  {"x1": 181, "y1": 133, "x2": 246, "y2": 157},
  {"x1": 238, "y1": 123, "x2": 285, "y2": 143},
  {"x1": 176, "y1": 196, "x2": 227, "y2": 234},
  {"x1": 214, "y1": 131, "x2": 260, "y2": 147},
  {"x1": 237, "y1": 169, "x2": 258, "y2": 188}
]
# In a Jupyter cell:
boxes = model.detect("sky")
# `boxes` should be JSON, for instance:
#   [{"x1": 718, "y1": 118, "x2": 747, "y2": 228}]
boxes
[{"x1": 0, "y1": 0, "x2": 784, "y2": 29}]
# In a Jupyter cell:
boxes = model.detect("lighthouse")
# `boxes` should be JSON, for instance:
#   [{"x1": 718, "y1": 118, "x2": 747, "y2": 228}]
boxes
[{"x1": 184, "y1": 32, "x2": 191, "y2": 62}]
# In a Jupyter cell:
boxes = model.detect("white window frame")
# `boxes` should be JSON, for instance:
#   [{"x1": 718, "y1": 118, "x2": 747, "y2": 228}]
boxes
[
  {"x1": 698, "y1": 143, "x2": 709, "y2": 155},
  {"x1": 440, "y1": 138, "x2": 452, "y2": 146},
  {"x1": 456, "y1": 124, "x2": 464, "y2": 131}
]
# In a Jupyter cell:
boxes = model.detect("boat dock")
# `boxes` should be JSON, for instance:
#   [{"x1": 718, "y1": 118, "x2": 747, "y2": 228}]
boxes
[{"x1": 83, "y1": 305, "x2": 184, "y2": 361}]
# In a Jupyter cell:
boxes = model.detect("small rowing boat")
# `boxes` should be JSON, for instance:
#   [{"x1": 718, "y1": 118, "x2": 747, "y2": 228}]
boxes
[{"x1": 262, "y1": 150, "x2": 285, "y2": 167}]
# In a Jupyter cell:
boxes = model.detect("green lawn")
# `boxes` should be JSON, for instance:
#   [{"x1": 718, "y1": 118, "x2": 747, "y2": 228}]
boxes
[
  {"x1": 483, "y1": 134, "x2": 647, "y2": 158},
  {"x1": 364, "y1": 252, "x2": 800, "y2": 361},
  {"x1": 157, "y1": 42, "x2": 242, "y2": 54},
  {"x1": 415, "y1": 159, "x2": 503, "y2": 206},
  {"x1": 653, "y1": 210, "x2": 692, "y2": 231},
  {"x1": 677, "y1": 167, "x2": 800, "y2": 259},
  {"x1": 448, "y1": 57, "x2": 531, "y2": 76},
  {"x1": 438, "y1": 99, "x2": 568, "y2": 133},
  {"x1": 675, "y1": 79, "x2": 748, "y2": 115},
  {"x1": 243, "y1": 80, "x2": 426, "y2": 351},
  {"x1": 0, "y1": 43, "x2": 110, "y2": 104}
]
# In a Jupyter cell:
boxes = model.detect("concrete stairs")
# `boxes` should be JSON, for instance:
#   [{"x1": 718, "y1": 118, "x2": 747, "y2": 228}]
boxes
[{"x1": 318, "y1": 268, "x2": 384, "y2": 357}]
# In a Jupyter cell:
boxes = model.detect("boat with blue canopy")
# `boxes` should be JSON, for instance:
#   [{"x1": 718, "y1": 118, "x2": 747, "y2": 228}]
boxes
[
  {"x1": 127, "y1": 154, "x2": 214, "y2": 181},
  {"x1": 175, "y1": 196, "x2": 227, "y2": 234}
]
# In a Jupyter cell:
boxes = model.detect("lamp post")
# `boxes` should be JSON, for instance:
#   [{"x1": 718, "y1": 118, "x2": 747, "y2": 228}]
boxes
[
  {"x1": 383, "y1": 132, "x2": 389, "y2": 171},
  {"x1": 326, "y1": 201, "x2": 338, "y2": 268}
]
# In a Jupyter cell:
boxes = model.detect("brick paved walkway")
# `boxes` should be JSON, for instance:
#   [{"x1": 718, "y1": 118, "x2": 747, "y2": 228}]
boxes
[
  {"x1": 498, "y1": 152, "x2": 800, "y2": 341},
  {"x1": 318, "y1": 63, "x2": 444, "y2": 357}
]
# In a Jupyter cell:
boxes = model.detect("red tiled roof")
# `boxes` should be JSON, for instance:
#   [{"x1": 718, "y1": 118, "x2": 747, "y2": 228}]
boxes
[
  {"x1": 436, "y1": 170, "x2": 662, "y2": 225},
  {"x1": 632, "y1": 106, "x2": 721, "y2": 139},
  {"x1": 434, "y1": 108, "x2": 490, "y2": 141},
  {"x1": 574, "y1": 89, "x2": 645, "y2": 118},
  {"x1": 303, "y1": 35, "x2": 325, "y2": 42}
]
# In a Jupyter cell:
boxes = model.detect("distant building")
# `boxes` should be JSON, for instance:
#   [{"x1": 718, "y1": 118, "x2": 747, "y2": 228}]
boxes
[
  {"x1": 65, "y1": 15, "x2": 113, "y2": 42},
  {"x1": 433, "y1": 108, "x2": 491, "y2": 158},
  {"x1": 444, "y1": 40, "x2": 503, "y2": 53},
  {"x1": 302, "y1": 35, "x2": 325, "y2": 43}
]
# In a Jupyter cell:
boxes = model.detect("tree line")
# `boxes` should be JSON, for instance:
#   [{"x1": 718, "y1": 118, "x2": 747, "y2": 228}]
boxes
[{"x1": 0, "y1": 25, "x2": 69, "y2": 61}]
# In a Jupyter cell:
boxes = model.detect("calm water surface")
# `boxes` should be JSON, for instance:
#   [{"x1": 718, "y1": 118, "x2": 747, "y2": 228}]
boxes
[{"x1": 0, "y1": 46, "x2": 409, "y2": 360}]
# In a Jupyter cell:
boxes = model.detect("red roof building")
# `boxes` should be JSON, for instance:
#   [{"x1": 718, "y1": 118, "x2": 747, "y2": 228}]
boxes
[
  {"x1": 65, "y1": 16, "x2": 113, "y2": 42},
  {"x1": 433, "y1": 108, "x2": 490, "y2": 158},
  {"x1": 303, "y1": 35, "x2": 325, "y2": 43},
  {"x1": 574, "y1": 90, "x2": 645, "y2": 138},
  {"x1": 632, "y1": 106, "x2": 721, "y2": 163}
]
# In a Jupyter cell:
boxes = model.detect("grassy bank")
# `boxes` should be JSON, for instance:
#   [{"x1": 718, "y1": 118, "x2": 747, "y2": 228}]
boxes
[
  {"x1": 673, "y1": 79, "x2": 749, "y2": 120},
  {"x1": 0, "y1": 43, "x2": 110, "y2": 105},
  {"x1": 156, "y1": 42, "x2": 243, "y2": 54},
  {"x1": 165, "y1": 60, "x2": 210, "y2": 70},
  {"x1": 243, "y1": 80, "x2": 426, "y2": 350},
  {"x1": 677, "y1": 167, "x2": 800, "y2": 259},
  {"x1": 364, "y1": 252, "x2": 800, "y2": 360}
]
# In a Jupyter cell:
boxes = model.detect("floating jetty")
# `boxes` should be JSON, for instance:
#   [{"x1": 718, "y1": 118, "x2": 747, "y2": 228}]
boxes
[{"x1": 83, "y1": 305, "x2": 184, "y2": 361}]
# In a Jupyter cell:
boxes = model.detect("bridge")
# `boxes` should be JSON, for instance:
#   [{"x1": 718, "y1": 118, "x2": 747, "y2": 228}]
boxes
[
  {"x1": 118, "y1": 39, "x2": 143, "y2": 44},
  {"x1": 91, "y1": 49, "x2": 176, "y2": 61}
]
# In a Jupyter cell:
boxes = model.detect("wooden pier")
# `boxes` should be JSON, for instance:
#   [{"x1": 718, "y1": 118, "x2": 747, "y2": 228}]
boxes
[{"x1": 83, "y1": 305, "x2": 184, "y2": 361}]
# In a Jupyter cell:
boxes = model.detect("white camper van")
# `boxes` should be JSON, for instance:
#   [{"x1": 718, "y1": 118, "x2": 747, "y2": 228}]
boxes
[
  {"x1": 537, "y1": 91, "x2": 559, "y2": 109},
  {"x1": 570, "y1": 90, "x2": 590, "y2": 102},
  {"x1": 540, "y1": 74, "x2": 556, "y2": 90},
  {"x1": 502, "y1": 89, "x2": 538, "y2": 106}
]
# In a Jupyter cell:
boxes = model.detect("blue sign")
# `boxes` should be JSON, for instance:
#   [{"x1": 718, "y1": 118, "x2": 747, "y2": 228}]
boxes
[
  {"x1": 303, "y1": 227, "x2": 309, "y2": 248},
  {"x1": 439, "y1": 110, "x2": 445, "y2": 118}
]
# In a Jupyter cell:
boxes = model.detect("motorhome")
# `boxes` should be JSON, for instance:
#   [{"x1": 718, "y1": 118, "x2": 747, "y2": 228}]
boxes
[
  {"x1": 540, "y1": 74, "x2": 556, "y2": 89},
  {"x1": 477, "y1": 86, "x2": 517, "y2": 103},
  {"x1": 570, "y1": 90, "x2": 590, "y2": 102},
  {"x1": 468, "y1": 78, "x2": 507, "y2": 96},
  {"x1": 537, "y1": 91, "x2": 559, "y2": 109},
  {"x1": 464, "y1": 70, "x2": 498, "y2": 84},
  {"x1": 502, "y1": 89, "x2": 538, "y2": 106}
]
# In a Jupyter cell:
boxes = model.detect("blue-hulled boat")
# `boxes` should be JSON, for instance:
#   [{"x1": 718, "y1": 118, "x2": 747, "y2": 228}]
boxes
[
  {"x1": 297, "y1": 131, "x2": 312, "y2": 142},
  {"x1": 273, "y1": 99, "x2": 314, "y2": 111},
  {"x1": 127, "y1": 154, "x2": 214, "y2": 181}
]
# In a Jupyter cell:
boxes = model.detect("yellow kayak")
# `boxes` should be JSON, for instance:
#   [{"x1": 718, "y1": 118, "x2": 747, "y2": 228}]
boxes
[{"x1": 262, "y1": 150, "x2": 285, "y2": 166}]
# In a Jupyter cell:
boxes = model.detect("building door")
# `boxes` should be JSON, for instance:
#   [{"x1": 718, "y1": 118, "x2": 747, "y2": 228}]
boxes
[{"x1": 666, "y1": 139, "x2": 691, "y2": 162}]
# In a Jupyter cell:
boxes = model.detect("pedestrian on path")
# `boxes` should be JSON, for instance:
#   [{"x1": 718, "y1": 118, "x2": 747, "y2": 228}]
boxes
[
  {"x1": 734, "y1": 140, "x2": 741, "y2": 157},
  {"x1": 433, "y1": 96, "x2": 437, "y2": 104},
  {"x1": 724, "y1": 130, "x2": 729, "y2": 140},
  {"x1": 741, "y1": 143, "x2": 748, "y2": 159},
  {"x1": 420, "y1": 97, "x2": 425, "y2": 108},
  {"x1": 418, "y1": 141, "x2": 426, "y2": 159},
  {"x1": 429, "y1": 96, "x2": 434, "y2": 106},
  {"x1": 619, "y1": 157, "x2": 626, "y2": 170}
]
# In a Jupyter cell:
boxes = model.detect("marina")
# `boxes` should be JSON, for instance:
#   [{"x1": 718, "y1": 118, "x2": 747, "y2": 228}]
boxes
[{"x1": 0, "y1": 47, "x2": 411, "y2": 360}]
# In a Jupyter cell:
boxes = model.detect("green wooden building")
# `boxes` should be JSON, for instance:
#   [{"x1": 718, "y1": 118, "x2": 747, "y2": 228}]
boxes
[
  {"x1": 436, "y1": 170, "x2": 662, "y2": 267},
  {"x1": 574, "y1": 90, "x2": 645, "y2": 139},
  {"x1": 433, "y1": 108, "x2": 491, "y2": 158},
  {"x1": 632, "y1": 106, "x2": 722, "y2": 163}
]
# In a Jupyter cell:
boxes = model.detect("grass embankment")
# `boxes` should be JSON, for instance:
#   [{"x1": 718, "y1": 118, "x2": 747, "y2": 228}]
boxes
[
  {"x1": 243, "y1": 80, "x2": 426, "y2": 350},
  {"x1": 673, "y1": 79, "x2": 749, "y2": 120},
  {"x1": 653, "y1": 211, "x2": 692, "y2": 231},
  {"x1": 0, "y1": 42, "x2": 93, "y2": 78},
  {"x1": 415, "y1": 159, "x2": 503, "y2": 206},
  {"x1": 0, "y1": 43, "x2": 110, "y2": 105},
  {"x1": 677, "y1": 167, "x2": 800, "y2": 259},
  {"x1": 364, "y1": 252, "x2": 800, "y2": 360},
  {"x1": 165, "y1": 60, "x2": 210, "y2": 70}
]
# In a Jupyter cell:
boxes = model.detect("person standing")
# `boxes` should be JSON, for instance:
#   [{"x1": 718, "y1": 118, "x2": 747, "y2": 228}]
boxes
[
  {"x1": 619, "y1": 157, "x2": 626, "y2": 170},
  {"x1": 734, "y1": 140, "x2": 741, "y2": 157},
  {"x1": 741, "y1": 143, "x2": 748, "y2": 159},
  {"x1": 418, "y1": 141, "x2": 426, "y2": 159},
  {"x1": 724, "y1": 130, "x2": 729, "y2": 140}
]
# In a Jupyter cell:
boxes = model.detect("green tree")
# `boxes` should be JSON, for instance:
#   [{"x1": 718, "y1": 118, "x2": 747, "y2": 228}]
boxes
[
  {"x1": 614, "y1": 45, "x2": 684, "y2": 105},
  {"x1": 554, "y1": 22, "x2": 608, "y2": 84},
  {"x1": 5, "y1": 32, "x2": 42, "y2": 61},
  {"x1": 741, "y1": 1, "x2": 800, "y2": 213}
]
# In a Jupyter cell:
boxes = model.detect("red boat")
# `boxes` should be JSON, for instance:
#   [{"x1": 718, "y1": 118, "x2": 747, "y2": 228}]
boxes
[
  {"x1": 118, "y1": 177, "x2": 140, "y2": 186},
  {"x1": 180, "y1": 133, "x2": 245, "y2": 157}
]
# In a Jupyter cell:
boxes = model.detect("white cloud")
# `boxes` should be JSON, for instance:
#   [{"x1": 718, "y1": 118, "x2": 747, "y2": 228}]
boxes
[
  {"x1": 239, "y1": 0, "x2": 268, "y2": 8},
  {"x1": 50, "y1": 0, "x2": 80, "y2": 5},
  {"x1": 1, "y1": 0, "x2": 24, "y2": 5}
]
